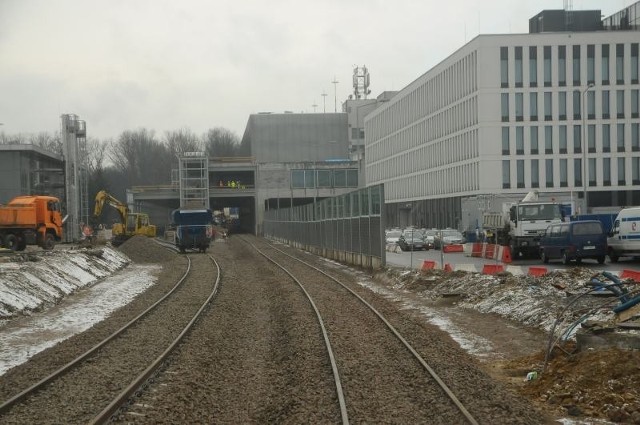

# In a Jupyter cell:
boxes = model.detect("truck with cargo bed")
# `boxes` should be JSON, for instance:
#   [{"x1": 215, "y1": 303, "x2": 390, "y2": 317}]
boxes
[{"x1": 0, "y1": 195, "x2": 63, "y2": 251}]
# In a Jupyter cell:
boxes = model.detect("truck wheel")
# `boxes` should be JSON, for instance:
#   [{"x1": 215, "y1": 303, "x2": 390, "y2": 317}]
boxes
[
  {"x1": 16, "y1": 237, "x2": 27, "y2": 251},
  {"x1": 608, "y1": 249, "x2": 619, "y2": 263},
  {"x1": 597, "y1": 256, "x2": 605, "y2": 264},
  {"x1": 541, "y1": 250, "x2": 549, "y2": 264},
  {"x1": 43, "y1": 234, "x2": 55, "y2": 250},
  {"x1": 3, "y1": 234, "x2": 17, "y2": 251}
]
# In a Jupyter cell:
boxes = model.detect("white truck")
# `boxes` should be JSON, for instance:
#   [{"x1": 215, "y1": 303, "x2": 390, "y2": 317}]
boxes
[
  {"x1": 482, "y1": 191, "x2": 564, "y2": 258},
  {"x1": 607, "y1": 207, "x2": 640, "y2": 262}
]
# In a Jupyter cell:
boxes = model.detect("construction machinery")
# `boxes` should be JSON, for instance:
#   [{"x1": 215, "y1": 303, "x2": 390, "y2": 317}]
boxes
[
  {"x1": 0, "y1": 195, "x2": 64, "y2": 250},
  {"x1": 93, "y1": 190, "x2": 156, "y2": 246}
]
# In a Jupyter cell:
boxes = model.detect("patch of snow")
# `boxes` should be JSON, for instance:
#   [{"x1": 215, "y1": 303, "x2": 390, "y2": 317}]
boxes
[{"x1": 0, "y1": 263, "x2": 160, "y2": 376}]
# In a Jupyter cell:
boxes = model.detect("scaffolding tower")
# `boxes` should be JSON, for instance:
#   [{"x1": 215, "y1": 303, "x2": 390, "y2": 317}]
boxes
[
  {"x1": 178, "y1": 152, "x2": 209, "y2": 209},
  {"x1": 61, "y1": 114, "x2": 89, "y2": 242}
]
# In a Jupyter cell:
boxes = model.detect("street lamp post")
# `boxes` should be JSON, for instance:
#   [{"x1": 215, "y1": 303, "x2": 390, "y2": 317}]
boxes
[{"x1": 581, "y1": 83, "x2": 595, "y2": 213}]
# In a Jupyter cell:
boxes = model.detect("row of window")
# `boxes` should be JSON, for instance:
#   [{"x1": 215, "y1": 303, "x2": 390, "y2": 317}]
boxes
[
  {"x1": 502, "y1": 123, "x2": 640, "y2": 155},
  {"x1": 367, "y1": 129, "x2": 478, "y2": 183},
  {"x1": 386, "y1": 162, "x2": 479, "y2": 201},
  {"x1": 368, "y1": 51, "x2": 477, "y2": 141},
  {"x1": 501, "y1": 89, "x2": 640, "y2": 122},
  {"x1": 290, "y1": 168, "x2": 358, "y2": 189},
  {"x1": 501, "y1": 157, "x2": 640, "y2": 189},
  {"x1": 500, "y1": 43, "x2": 640, "y2": 88},
  {"x1": 368, "y1": 99, "x2": 478, "y2": 164}
]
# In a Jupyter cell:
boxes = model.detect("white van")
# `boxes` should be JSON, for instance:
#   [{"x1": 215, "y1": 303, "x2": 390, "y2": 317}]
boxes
[{"x1": 607, "y1": 207, "x2": 640, "y2": 262}]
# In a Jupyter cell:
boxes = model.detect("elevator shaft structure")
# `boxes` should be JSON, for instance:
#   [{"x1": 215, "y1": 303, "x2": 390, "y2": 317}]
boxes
[{"x1": 61, "y1": 114, "x2": 89, "y2": 242}]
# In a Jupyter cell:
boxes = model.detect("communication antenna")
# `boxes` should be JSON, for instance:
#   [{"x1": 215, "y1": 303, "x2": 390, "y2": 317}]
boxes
[
  {"x1": 331, "y1": 76, "x2": 339, "y2": 112},
  {"x1": 352, "y1": 66, "x2": 371, "y2": 99},
  {"x1": 321, "y1": 92, "x2": 328, "y2": 113}
]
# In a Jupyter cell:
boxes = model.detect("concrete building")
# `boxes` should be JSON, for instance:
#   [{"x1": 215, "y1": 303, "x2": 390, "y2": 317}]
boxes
[
  {"x1": 129, "y1": 112, "x2": 360, "y2": 235},
  {"x1": 365, "y1": 4, "x2": 640, "y2": 232},
  {"x1": 0, "y1": 144, "x2": 64, "y2": 204}
]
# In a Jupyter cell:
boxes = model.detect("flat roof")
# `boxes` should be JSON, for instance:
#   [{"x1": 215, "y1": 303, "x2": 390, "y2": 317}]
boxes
[{"x1": 0, "y1": 144, "x2": 63, "y2": 162}]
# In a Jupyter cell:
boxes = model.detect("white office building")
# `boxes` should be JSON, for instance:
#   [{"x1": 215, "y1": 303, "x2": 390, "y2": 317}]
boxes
[{"x1": 366, "y1": 5, "x2": 640, "y2": 231}]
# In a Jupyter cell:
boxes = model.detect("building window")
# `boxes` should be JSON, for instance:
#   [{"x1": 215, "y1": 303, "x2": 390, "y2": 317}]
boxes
[
  {"x1": 602, "y1": 90, "x2": 610, "y2": 118},
  {"x1": 559, "y1": 125, "x2": 567, "y2": 153},
  {"x1": 502, "y1": 127, "x2": 510, "y2": 154},
  {"x1": 587, "y1": 91, "x2": 595, "y2": 119},
  {"x1": 618, "y1": 157, "x2": 626, "y2": 185},
  {"x1": 559, "y1": 91, "x2": 567, "y2": 120},
  {"x1": 603, "y1": 124, "x2": 611, "y2": 152},
  {"x1": 291, "y1": 170, "x2": 305, "y2": 188},
  {"x1": 530, "y1": 126, "x2": 539, "y2": 154},
  {"x1": 574, "y1": 158, "x2": 583, "y2": 187},
  {"x1": 588, "y1": 158, "x2": 597, "y2": 186},
  {"x1": 517, "y1": 159, "x2": 525, "y2": 188},
  {"x1": 531, "y1": 159, "x2": 539, "y2": 188},
  {"x1": 634, "y1": 158, "x2": 640, "y2": 185},
  {"x1": 501, "y1": 93, "x2": 509, "y2": 122},
  {"x1": 515, "y1": 46, "x2": 523, "y2": 87},
  {"x1": 573, "y1": 125, "x2": 582, "y2": 153},
  {"x1": 587, "y1": 44, "x2": 595, "y2": 84},
  {"x1": 632, "y1": 123, "x2": 640, "y2": 152},
  {"x1": 573, "y1": 45, "x2": 581, "y2": 86},
  {"x1": 603, "y1": 157, "x2": 611, "y2": 186},
  {"x1": 545, "y1": 125, "x2": 553, "y2": 154},
  {"x1": 515, "y1": 93, "x2": 523, "y2": 121},
  {"x1": 545, "y1": 159, "x2": 554, "y2": 187},
  {"x1": 529, "y1": 46, "x2": 538, "y2": 87},
  {"x1": 588, "y1": 125, "x2": 596, "y2": 153},
  {"x1": 544, "y1": 92, "x2": 552, "y2": 121},
  {"x1": 530, "y1": 92, "x2": 538, "y2": 120},
  {"x1": 616, "y1": 43, "x2": 624, "y2": 85},
  {"x1": 632, "y1": 43, "x2": 639, "y2": 84},
  {"x1": 317, "y1": 170, "x2": 332, "y2": 187},
  {"x1": 618, "y1": 123, "x2": 625, "y2": 152},
  {"x1": 617, "y1": 90, "x2": 625, "y2": 118},
  {"x1": 558, "y1": 45, "x2": 566, "y2": 86},
  {"x1": 632, "y1": 89, "x2": 639, "y2": 118},
  {"x1": 573, "y1": 90, "x2": 581, "y2": 119},
  {"x1": 602, "y1": 44, "x2": 610, "y2": 85},
  {"x1": 516, "y1": 126, "x2": 524, "y2": 155},
  {"x1": 333, "y1": 169, "x2": 358, "y2": 188},
  {"x1": 558, "y1": 158, "x2": 567, "y2": 187},
  {"x1": 544, "y1": 46, "x2": 552, "y2": 87},
  {"x1": 500, "y1": 47, "x2": 509, "y2": 88},
  {"x1": 502, "y1": 160, "x2": 511, "y2": 188}
]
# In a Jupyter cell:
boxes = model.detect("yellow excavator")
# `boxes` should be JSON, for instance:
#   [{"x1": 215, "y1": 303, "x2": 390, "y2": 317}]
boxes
[{"x1": 93, "y1": 190, "x2": 156, "y2": 246}]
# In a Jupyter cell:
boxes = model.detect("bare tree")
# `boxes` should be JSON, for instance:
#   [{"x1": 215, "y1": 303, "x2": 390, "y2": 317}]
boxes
[
  {"x1": 0, "y1": 132, "x2": 27, "y2": 144},
  {"x1": 203, "y1": 127, "x2": 240, "y2": 157},
  {"x1": 109, "y1": 128, "x2": 172, "y2": 188},
  {"x1": 165, "y1": 127, "x2": 202, "y2": 155},
  {"x1": 29, "y1": 132, "x2": 62, "y2": 156}
]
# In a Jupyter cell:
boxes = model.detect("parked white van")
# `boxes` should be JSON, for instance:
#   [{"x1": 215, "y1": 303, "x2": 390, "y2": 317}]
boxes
[{"x1": 607, "y1": 207, "x2": 640, "y2": 262}]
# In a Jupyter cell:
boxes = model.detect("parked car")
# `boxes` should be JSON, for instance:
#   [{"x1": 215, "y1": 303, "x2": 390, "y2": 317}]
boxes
[
  {"x1": 433, "y1": 229, "x2": 465, "y2": 249},
  {"x1": 540, "y1": 220, "x2": 607, "y2": 265},
  {"x1": 398, "y1": 229, "x2": 428, "y2": 251},
  {"x1": 385, "y1": 229, "x2": 403, "y2": 245},
  {"x1": 423, "y1": 229, "x2": 438, "y2": 249}
]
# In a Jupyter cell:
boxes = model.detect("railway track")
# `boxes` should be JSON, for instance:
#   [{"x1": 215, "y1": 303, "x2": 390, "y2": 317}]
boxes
[
  {"x1": 0, "y1": 247, "x2": 221, "y2": 424},
  {"x1": 243, "y1": 236, "x2": 480, "y2": 424}
]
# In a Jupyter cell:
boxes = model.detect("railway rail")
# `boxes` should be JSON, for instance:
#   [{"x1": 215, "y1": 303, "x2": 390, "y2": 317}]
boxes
[
  {"x1": 242, "y1": 236, "x2": 480, "y2": 424},
  {"x1": 0, "y1": 245, "x2": 221, "y2": 424}
]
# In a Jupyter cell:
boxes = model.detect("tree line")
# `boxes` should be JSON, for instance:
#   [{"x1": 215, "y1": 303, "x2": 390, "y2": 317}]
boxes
[{"x1": 0, "y1": 126, "x2": 248, "y2": 202}]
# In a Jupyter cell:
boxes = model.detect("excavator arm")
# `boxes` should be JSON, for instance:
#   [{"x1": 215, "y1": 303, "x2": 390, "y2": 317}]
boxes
[{"x1": 93, "y1": 190, "x2": 129, "y2": 225}]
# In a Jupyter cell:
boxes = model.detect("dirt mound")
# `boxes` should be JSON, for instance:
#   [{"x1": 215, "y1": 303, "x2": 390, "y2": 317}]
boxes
[
  {"x1": 504, "y1": 347, "x2": 640, "y2": 423},
  {"x1": 117, "y1": 236, "x2": 175, "y2": 263}
]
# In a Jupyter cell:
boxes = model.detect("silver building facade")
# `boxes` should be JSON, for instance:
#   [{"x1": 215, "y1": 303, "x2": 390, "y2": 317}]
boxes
[{"x1": 366, "y1": 25, "x2": 640, "y2": 231}]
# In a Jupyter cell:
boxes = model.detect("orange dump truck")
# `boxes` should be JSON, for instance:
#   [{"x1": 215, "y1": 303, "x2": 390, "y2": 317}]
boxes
[{"x1": 0, "y1": 195, "x2": 64, "y2": 251}]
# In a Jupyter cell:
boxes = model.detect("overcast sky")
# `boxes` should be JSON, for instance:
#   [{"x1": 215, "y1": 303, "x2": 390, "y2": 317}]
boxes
[{"x1": 0, "y1": 0, "x2": 628, "y2": 141}]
